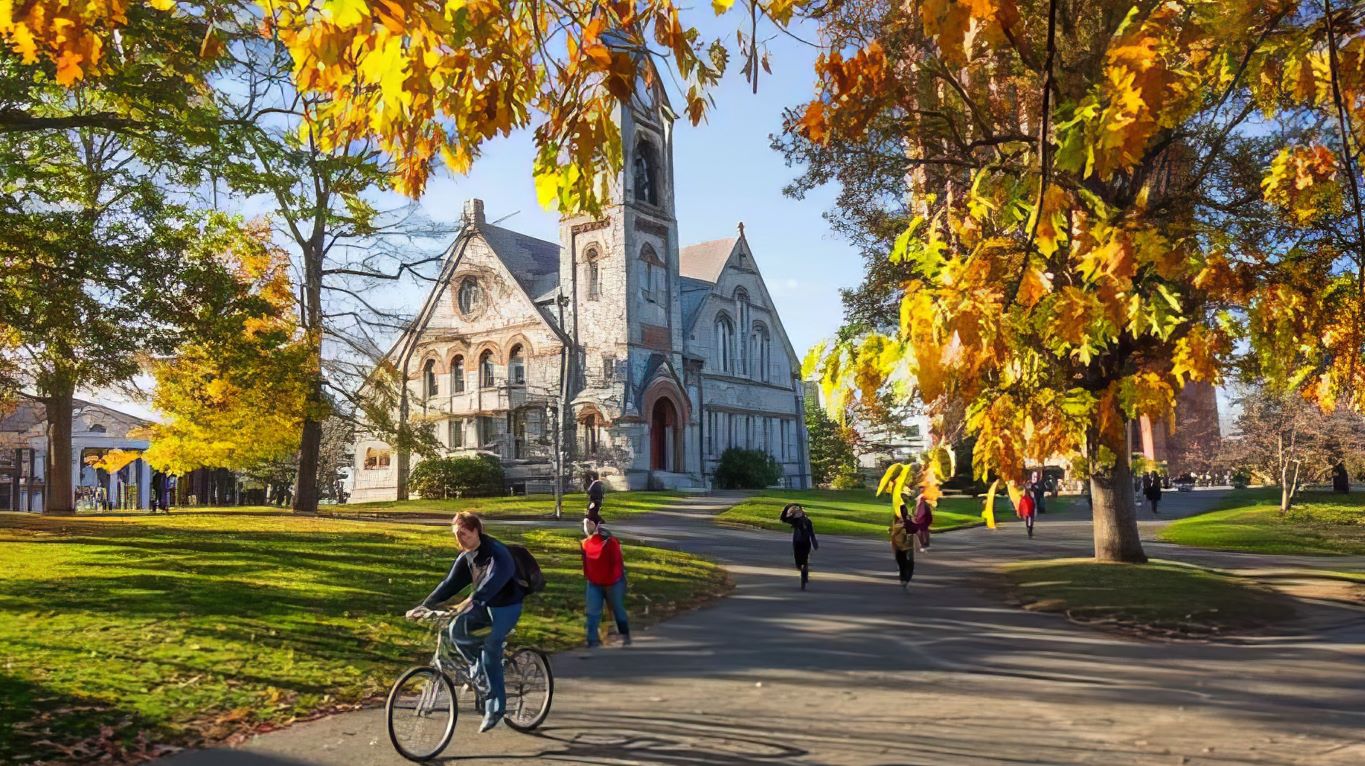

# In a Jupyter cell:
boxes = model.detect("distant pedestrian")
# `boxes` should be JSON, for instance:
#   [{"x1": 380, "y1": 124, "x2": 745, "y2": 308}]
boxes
[
  {"x1": 1031, "y1": 471, "x2": 1047, "y2": 514},
  {"x1": 581, "y1": 518, "x2": 630, "y2": 647},
  {"x1": 1143, "y1": 471, "x2": 1162, "y2": 515},
  {"x1": 584, "y1": 471, "x2": 605, "y2": 524},
  {"x1": 779, "y1": 503, "x2": 819, "y2": 590},
  {"x1": 911, "y1": 493, "x2": 933, "y2": 551},
  {"x1": 1016, "y1": 483, "x2": 1037, "y2": 539},
  {"x1": 890, "y1": 501, "x2": 916, "y2": 588}
]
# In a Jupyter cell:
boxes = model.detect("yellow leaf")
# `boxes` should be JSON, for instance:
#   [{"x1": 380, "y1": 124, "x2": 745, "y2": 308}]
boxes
[
  {"x1": 982, "y1": 479, "x2": 999, "y2": 529},
  {"x1": 324, "y1": 0, "x2": 369, "y2": 28},
  {"x1": 875, "y1": 463, "x2": 902, "y2": 497},
  {"x1": 711, "y1": 0, "x2": 735, "y2": 13},
  {"x1": 148, "y1": 0, "x2": 177, "y2": 10}
]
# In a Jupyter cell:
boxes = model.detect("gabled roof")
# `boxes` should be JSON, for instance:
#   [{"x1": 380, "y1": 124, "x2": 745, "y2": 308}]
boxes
[
  {"x1": 679, "y1": 238, "x2": 737, "y2": 283},
  {"x1": 479, "y1": 222, "x2": 560, "y2": 299}
]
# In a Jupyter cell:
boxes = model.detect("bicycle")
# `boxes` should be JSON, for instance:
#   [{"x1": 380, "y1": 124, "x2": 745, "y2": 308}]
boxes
[{"x1": 385, "y1": 608, "x2": 554, "y2": 762}]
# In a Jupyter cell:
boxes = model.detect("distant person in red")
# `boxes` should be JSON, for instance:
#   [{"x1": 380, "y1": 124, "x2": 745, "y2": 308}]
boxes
[
  {"x1": 1016, "y1": 484, "x2": 1037, "y2": 539},
  {"x1": 580, "y1": 518, "x2": 630, "y2": 647},
  {"x1": 911, "y1": 493, "x2": 933, "y2": 551}
]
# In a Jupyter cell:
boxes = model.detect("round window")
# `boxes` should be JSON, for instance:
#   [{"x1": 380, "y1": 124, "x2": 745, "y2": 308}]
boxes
[{"x1": 457, "y1": 278, "x2": 482, "y2": 315}]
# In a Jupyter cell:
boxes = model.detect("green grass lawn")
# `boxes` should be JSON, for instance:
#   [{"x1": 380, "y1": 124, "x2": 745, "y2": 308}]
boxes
[
  {"x1": 1003, "y1": 558, "x2": 1298, "y2": 638},
  {"x1": 1160, "y1": 489, "x2": 1365, "y2": 556},
  {"x1": 324, "y1": 491, "x2": 685, "y2": 520},
  {"x1": 715, "y1": 489, "x2": 1006, "y2": 536},
  {"x1": 0, "y1": 508, "x2": 726, "y2": 764}
]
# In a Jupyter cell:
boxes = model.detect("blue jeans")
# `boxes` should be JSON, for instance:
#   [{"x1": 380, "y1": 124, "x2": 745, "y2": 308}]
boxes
[
  {"x1": 585, "y1": 577, "x2": 629, "y2": 645},
  {"x1": 448, "y1": 603, "x2": 522, "y2": 716}
]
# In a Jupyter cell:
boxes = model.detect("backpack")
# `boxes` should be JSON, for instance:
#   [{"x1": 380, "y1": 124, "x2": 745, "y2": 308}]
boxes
[{"x1": 507, "y1": 543, "x2": 546, "y2": 595}]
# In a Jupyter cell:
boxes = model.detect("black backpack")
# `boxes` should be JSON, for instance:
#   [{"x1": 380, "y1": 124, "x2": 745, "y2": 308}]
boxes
[{"x1": 507, "y1": 544, "x2": 545, "y2": 595}]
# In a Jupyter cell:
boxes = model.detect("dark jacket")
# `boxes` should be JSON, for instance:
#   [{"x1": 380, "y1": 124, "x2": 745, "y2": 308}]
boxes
[
  {"x1": 779, "y1": 508, "x2": 819, "y2": 549},
  {"x1": 586, "y1": 479, "x2": 605, "y2": 521},
  {"x1": 422, "y1": 534, "x2": 523, "y2": 609}
]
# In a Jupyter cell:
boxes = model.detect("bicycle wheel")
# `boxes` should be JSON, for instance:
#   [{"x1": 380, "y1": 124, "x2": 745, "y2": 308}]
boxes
[
  {"x1": 386, "y1": 666, "x2": 458, "y2": 761},
  {"x1": 502, "y1": 648, "x2": 553, "y2": 732}
]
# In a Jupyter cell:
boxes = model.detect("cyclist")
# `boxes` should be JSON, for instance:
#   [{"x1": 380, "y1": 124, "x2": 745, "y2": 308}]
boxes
[{"x1": 406, "y1": 512, "x2": 525, "y2": 733}]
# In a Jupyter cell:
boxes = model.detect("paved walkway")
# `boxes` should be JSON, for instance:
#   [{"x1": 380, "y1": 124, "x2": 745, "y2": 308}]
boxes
[{"x1": 162, "y1": 492, "x2": 1365, "y2": 766}]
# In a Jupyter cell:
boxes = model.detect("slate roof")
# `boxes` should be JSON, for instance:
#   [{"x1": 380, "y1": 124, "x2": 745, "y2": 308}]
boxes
[
  {"x1": 679, "y1": 238, "x2": 736, "y2": 283},
  {"x1": 679, "y1": 276, "x2": 714, "y2": 335},
  {"x1": 479, "y1": 222, "x2": 561, "y2": 298}
]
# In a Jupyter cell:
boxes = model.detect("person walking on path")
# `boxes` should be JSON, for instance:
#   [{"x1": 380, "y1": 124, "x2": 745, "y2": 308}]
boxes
[
  {"x1": 890, "y1": 502, "x2": 916, "y2": 588},
  {"x1": 581, "y1": 517, "x2": 631, "y2": 647},
  {"x1": 1143, "y1": 471, "x2": 1162, "y2": 516},
  {"x1": 911, "y1": 493, "x2": 933, "y2": 551},
  {"x1": 779, "y1": 503, "x2": 819, "y2": 590},
  {"x1": 1030, "y1": 471, "x2": 1048, "y2": 514},
  {"x1": 584, "y1": 471, "x2": 605, "y2": 524},
  {"x1": 1016, "y1": 483, "x2": 1038, "y2": 539}
]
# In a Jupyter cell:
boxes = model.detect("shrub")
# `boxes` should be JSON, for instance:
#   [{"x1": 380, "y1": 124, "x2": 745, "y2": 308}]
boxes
[
  {"x1": 831, "y1": 465, "x2": 865, "y2": 490},
  {"x1": 409, "y1": 454, "x2": 505, "y2": 498},
  {"x1": 714, "y1": 448, "x2": 783, "y2": 489}
]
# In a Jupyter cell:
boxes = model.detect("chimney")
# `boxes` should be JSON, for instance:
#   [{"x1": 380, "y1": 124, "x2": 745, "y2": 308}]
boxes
[{"x1": 462, "y1": 198, "x2": 486, "y2": 228}]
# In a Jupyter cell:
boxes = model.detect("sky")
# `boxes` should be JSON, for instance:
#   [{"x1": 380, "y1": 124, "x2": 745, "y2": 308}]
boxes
[{"x1": 395, "y1": 17, "x2": 861, "y2": 361}]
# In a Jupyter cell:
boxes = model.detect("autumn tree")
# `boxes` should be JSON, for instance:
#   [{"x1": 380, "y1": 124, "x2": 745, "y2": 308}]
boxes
[
  {"x1": 141, "y1": 225, "x2": 313, "y2": 478},
  {"x1": 1222, "y1": 384, "x2": 1365, "y2": 512},
  {"x1": 0, "y1": 0, "x2": 249, "y2": 513},
  {"x1": 799, "y1": 0, "x2": 1365, "y2": 562},
  {"x1": 210, "y1": 13, "x2": 451, "y2": 514}
]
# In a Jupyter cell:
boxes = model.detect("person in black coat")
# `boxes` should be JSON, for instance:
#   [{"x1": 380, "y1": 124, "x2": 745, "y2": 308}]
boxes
[
  {"x1": 1143, "y1": 471, "x2": 1162, "y2": 515},
  {"x1": 584, "y1": 471, "x2": 605, "y2": 524},
  {"x1": 779, "y1": 503, "x2": 819, "y2": 590}
]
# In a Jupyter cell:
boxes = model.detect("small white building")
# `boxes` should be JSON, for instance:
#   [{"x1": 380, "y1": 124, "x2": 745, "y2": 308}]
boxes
[
  {"x1": 352, "y1": 78, "x2": 811, "y2": 499},
  {"x1": 0, "y1": 398, "x2": 154, "y2": 511}
]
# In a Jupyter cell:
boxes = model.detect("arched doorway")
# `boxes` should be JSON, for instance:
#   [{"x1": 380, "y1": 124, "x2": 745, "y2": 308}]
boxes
[{"x1": 650, "y1": 398, "x2": 680, "y2": 472}]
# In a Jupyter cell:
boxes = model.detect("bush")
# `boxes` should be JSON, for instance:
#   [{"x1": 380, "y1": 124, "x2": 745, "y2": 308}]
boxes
[
  {"x1": 1230, "y1": 467, "x2": 1252, "y2": 489},
  {"x1": 831, "y1": 466, "x2": 865, "y2": 490},
  {"x1": 409, "y1": 454, "x2": 505, "y2": 498},
  {"x1": 714, "y1": 448, "x2": 783, "y2": 489}
]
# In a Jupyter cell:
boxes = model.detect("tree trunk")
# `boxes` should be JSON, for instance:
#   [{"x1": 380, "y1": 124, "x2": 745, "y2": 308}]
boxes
[
  {"x1": 293, "y1": 411, "x2": 322, "y2": 514},
  {"x1": 1089, "y1": 442, "x2": 1147, "y2": 563},
  {"x1": 395, "y1": 355, "x2": 412, "y2": 501},
  {"x1": 43, "y1": 379, "x2": 75, "y2": 515},
  {"x1": 292, "y1": 234, "x2": 325, "y2": 515}
]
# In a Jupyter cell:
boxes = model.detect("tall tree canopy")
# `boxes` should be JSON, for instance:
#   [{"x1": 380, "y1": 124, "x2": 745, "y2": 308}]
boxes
[{"x1": 797, "y1": 0, "x2": 1365, "y2": 562}]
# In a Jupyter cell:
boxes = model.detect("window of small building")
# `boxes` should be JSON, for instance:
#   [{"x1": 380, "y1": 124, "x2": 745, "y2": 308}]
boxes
[{"x1": 364, "y1": 448, "x2": 391, "y2": 470}]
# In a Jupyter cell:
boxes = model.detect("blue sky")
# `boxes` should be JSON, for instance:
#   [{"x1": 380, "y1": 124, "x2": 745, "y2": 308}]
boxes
[{"x1": 404, "y1": 17, "x2": 860, "y2": 360}]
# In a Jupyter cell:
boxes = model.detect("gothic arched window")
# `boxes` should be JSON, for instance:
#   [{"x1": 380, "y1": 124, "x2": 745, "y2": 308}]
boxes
[
  {"x1": 509, "y1": 345, "x2": 526, "y2": 386},
  {"x1": 479, "y1": 350, "x2": 495, "y2": 388},
  {"x1": 633, "y1": 140, "x2": 661, "y2": 206},
  {"x1": 586, "y1": 247, "x2": 602, "y2": 301},
  {"x1": 451, "y1": 355, "x2": 465, "y2": 393},
  {"x1": 754, "y1": 323, "x2": 772, "y2": 382},
  {"x1": 715, "y1": 314, "x2": 736, "y2": 374},
  {"x1": 735, "y1": 288, "x2": 751, "y2": 377},
  {"x1": 422, "y1": 358, "x2": 438, "y2": 398},
  {"x1": 640, "y1": 244, "x2": 665, "y2": 304}
]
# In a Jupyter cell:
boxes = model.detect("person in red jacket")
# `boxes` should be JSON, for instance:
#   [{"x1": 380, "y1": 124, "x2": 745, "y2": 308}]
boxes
[
  {"x1": 1016, "y1": 483, "x2": 1037, "y2": 539},
  {"x1": 581, "y1": 518, "x2": 631, "y2": 647}
]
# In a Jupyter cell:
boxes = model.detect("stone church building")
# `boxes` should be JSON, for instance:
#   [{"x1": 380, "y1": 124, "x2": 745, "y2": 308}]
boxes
[{"x1": 351, "y1": 83, "x2": 811, "y2": 500}]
